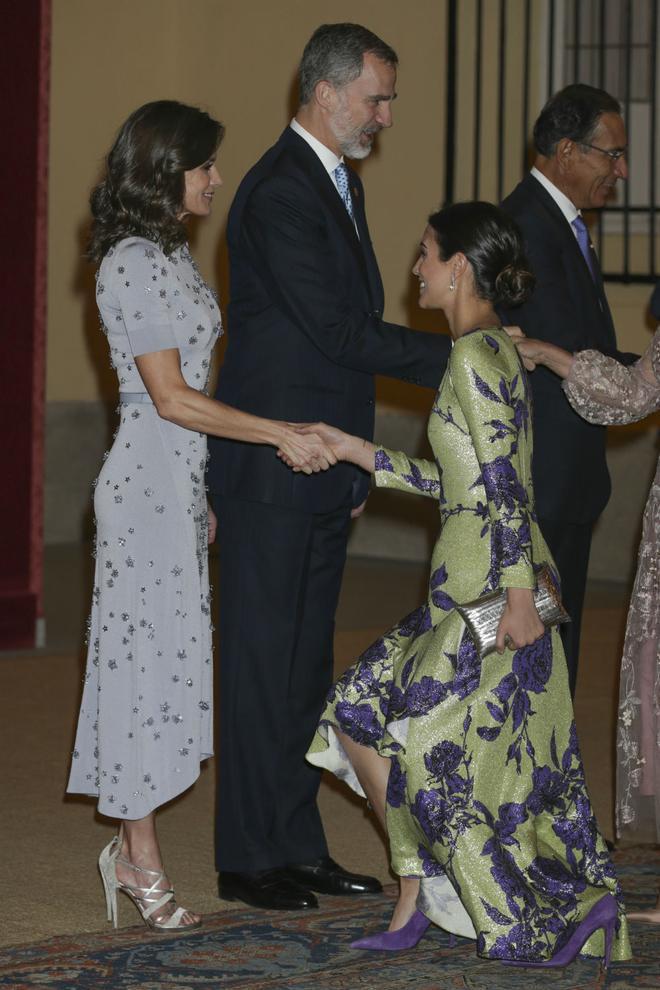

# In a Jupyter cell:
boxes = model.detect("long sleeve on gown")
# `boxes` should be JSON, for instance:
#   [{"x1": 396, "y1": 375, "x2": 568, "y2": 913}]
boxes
[{"x1": 563, "y1": 331, "x2": 660, "y2": 841}]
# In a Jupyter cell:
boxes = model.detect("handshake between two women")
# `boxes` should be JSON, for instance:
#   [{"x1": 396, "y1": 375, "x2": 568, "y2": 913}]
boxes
[{"x1": 277, "y1": 422, "x2": 375, "y2": 475}]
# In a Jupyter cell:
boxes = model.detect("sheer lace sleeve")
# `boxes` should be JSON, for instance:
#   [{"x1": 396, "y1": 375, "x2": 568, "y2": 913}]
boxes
[{"x1": 563, "y1": 329, "x2": 660, "y2": 426}]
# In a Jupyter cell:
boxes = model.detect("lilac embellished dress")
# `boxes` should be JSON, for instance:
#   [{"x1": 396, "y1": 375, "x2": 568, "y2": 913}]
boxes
[
  {"x1": 562, "y1": 331, "x2": 660, "y2": 842},
  {"x1": 67, "y1": 237, "x2": 222, "y2": 819},
  {"x1": 308, "y1": 328, "x2": 630, "y2": 963}
]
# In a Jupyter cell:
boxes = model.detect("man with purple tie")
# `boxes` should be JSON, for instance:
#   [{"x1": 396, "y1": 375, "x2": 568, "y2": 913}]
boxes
[{"x1": 501, "y1": 84, "x2": 636, "y2": 697}]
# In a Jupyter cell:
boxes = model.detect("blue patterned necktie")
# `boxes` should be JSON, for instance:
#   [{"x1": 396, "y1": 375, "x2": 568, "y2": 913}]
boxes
[
  {"x1": 334, "y1": 163, "x2": 354, "y2": 219},
  {"x1": 572, "y1": 215, "x2": 597, "y2": 283}
]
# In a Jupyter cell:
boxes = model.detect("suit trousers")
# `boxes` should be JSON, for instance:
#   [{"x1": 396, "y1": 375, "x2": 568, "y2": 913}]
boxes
[
  {"x1": 537, "y1": 516, "x2": 593, "y2": 699},
  {"x1": 214, "y1": 495, "x2": 352, "y2": 872}
]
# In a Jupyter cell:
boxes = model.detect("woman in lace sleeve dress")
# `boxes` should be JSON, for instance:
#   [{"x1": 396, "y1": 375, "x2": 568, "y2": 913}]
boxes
[
  {"x1": 516, "y1": 329, "x2": 660, "y2": 921},
  {"x1": 66, "y1": 101, "x2": 335, "y2": 932}
]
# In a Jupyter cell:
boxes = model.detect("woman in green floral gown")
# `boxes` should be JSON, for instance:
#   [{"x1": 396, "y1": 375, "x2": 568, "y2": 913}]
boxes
[{"x1": 304, "y1": 202, "x2": 631, "y2": 966}]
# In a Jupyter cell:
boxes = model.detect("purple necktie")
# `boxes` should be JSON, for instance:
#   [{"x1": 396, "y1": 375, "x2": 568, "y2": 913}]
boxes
[{"x1": 572, "y1": 215, "x2": 597, "y2": 282}]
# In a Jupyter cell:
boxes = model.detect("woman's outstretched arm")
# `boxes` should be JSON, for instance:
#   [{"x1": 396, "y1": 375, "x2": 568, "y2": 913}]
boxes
[
  {"x1": 292, "y1": 420, "x2": 444, "y2": 501},
  {"x1": 135, "y1": 348, "x2": 337, "y2": 475},
  {"x1": 516, "y1": 331, "x2": 660, "y2": 424}
]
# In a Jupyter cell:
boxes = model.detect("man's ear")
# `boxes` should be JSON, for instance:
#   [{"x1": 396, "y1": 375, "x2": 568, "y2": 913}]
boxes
[
  {"x1": 315, "y1": 79, "x2": 337, "y2": 111},
  {"x1": 556, "y1": 137, "x2": 576, "y2": 174}
]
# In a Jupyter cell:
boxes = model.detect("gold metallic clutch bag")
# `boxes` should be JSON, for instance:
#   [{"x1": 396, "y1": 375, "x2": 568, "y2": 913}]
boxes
[{"x1": 455, "y1": 565, "x2": 570, "y2": 658}]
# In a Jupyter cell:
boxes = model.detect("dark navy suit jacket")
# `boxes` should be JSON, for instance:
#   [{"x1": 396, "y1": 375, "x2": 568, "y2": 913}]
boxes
[
  {"x1": 208, "y1": 127, "x2": 450, "y2": 513},
  {"x1": 500, "y1": 173, "x2": 636, "y2": 525}
]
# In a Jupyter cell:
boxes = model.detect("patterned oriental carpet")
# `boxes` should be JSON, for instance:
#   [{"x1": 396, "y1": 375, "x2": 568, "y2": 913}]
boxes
[{"x1": 1, "y1": 850, "x2": 658, "y2": 990}]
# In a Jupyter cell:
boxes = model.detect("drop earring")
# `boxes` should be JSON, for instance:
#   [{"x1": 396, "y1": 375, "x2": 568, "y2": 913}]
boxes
[{"x1": 449, "y1": 271, "x2": 456, "y2": 291}]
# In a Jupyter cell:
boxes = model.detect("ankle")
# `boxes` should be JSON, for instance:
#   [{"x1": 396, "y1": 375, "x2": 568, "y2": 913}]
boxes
[
  {"x1": 389, "y1": 898, "x2": 419, "y2": 931},
  {"x1": 119, "y1": 840, "x2": 163, "y2": 870},
  {"x1": 398, "y1": 876, "x2": 420, "y2": 909},
  {"x1": 399, "y1": 874, "x2": 420, "y2": 893}
]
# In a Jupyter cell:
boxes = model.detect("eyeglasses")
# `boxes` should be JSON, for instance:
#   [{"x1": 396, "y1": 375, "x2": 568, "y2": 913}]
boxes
[{"x1": 580, "y1": 142, "x2": 627, "y2": 161}]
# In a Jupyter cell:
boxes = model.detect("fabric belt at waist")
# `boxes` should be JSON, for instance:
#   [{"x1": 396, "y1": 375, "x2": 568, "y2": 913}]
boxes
[{"x1": 119, "y1": 392, "x2": 154, "y2": 404}]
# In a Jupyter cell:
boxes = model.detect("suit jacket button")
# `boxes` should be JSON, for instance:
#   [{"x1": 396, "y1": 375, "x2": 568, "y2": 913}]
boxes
[
  {"x1": 366, "y1": 398, "x2": 375, "y2": 406},
  {"x1": 371, "y1": 309, "x2": 381, "y2": 317}
]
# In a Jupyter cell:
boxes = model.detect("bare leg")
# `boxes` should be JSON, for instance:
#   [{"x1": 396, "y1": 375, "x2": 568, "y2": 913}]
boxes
[
  {"x1": 335, "y1": 729, "x2": 420, "y2": 931},
  {"x1": 116, "y1": 813, "x2": 200, "y2": 926}
]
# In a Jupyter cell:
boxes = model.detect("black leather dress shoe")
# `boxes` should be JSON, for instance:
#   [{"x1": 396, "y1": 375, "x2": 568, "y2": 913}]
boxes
[
  {"x1": 218, "y1": 869, "x2": 318, "y2": 910},
  {"x1": 285, "y1": 856, "x2": 382, "y2": 895}
]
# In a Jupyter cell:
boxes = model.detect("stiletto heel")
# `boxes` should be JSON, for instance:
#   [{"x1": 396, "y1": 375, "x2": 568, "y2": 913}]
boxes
[
  {"x1": 351, "y1": 909, "x2": 431, "y2": 951},
  {"x1": 603, "y1": 916, "x2": 615, "y2": 969},
  {"x1": 504, "y1": 892, "x2": 618, "y2": 969},
  {"x1": 98, "y1": 836, "x2": 120, "y2": 927},
  {"x1": 97, "y1": 835, "x2": 201, "y2": 932}
]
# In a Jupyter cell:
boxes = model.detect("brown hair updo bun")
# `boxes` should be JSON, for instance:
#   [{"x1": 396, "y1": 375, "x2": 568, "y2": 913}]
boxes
[
  {"x1": 427, "y1": 201, "x2": 535, "y2": 308},
  {"x1": 494, "y1": 262, "x2": 536, "y2": 308}
]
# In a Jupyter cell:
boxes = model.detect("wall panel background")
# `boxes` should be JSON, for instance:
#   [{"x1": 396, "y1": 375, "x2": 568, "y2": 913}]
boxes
[{"x1": 45, "y1": 0, "x2": 658, "y2": 582}]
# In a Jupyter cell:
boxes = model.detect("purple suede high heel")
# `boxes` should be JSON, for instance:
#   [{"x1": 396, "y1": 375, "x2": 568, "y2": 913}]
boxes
[
  {"x1": 350, "y1": 909, "x2": 431, "y2": 951},
  {"x1": 504, "y1": 893, "x2": 618, "y2": 969}
]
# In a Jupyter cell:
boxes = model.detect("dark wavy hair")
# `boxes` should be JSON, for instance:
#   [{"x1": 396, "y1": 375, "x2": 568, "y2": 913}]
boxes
[
  {"x1": 428, "y1": 201, "x2": 535, "y2": 308},
  {"x1": 87, "y1": 100, "x2": 224, "y2": 262},
  {"x1": 533, "y1": 84, "x2": 620, "y2": 157}
]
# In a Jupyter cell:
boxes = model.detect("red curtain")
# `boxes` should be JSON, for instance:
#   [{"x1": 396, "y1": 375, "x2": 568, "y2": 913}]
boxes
[{"x1": 0, "y1": 0, "x2": 50, "y2": 648}]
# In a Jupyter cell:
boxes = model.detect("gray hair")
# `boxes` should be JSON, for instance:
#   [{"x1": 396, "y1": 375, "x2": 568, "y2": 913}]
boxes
[{"x1": 299, "y1": 23, "x2": 398, "y2": 105}]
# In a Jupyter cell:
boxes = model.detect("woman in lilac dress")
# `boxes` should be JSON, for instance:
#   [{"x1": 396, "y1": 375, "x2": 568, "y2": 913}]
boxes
[
  {"x1": 517, "y1": 327, "x2": 660, "y2": 922},
  {"x1": 67, "y1": 101, "x2": 334, "y2": 931}
]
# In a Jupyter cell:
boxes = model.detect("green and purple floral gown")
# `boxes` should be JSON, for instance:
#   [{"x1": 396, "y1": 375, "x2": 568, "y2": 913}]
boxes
[{"x1": 307, "y1": 328, "x2": 631, "y2": 964}]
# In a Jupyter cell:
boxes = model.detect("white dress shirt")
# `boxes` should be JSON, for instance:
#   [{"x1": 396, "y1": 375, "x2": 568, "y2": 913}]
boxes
[
  {"x1": 530, "y1": 168, "x2": 602, "y2": 312},
  {"x1": 289, "y1": 118, "x2": 359, "y2": 234},
  {"x1": 290, "y1": 118, "x2": 343, "y2": 188},
  {"x1": 530, "y1": 166, "x2": 581, "y2": 241}
]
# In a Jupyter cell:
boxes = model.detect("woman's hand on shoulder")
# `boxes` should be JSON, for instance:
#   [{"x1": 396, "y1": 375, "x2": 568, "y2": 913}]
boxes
[
  {"x1": 513, "y1": 338, "x2": 544, "y2": 371},
  {"x1": 514, "y1": 338, "x2": 574, "y2": 377},
  {"x1": 495, "y1": 586, "x2": 545, "y2": 653}
]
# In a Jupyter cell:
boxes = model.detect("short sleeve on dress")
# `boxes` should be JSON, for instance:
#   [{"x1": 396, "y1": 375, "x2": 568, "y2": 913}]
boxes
[{"x1": 110, "y1": 240, "x2": 179, "y2": 356}]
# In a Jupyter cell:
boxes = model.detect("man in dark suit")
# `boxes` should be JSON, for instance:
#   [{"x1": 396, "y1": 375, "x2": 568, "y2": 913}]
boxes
[
  {"x1": 501, "y1": 85, "x2": 636, "y2": 697},
  {"x1": 207, "y1": 23, "x2": 451, "y2": 910}
]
